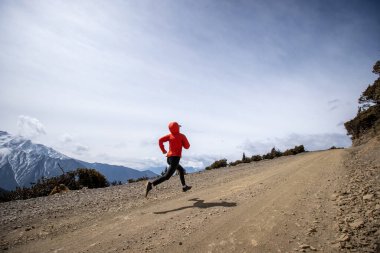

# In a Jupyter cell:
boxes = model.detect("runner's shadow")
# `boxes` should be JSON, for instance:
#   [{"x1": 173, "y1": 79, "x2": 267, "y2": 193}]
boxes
[{"x1": 153, "y1": 198, "x2": 237, "y2": 214}]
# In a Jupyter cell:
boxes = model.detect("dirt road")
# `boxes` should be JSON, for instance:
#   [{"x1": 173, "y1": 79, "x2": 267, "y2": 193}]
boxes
[{"x1": 1, "y1": 148, "x2": 350, "y2": 253}]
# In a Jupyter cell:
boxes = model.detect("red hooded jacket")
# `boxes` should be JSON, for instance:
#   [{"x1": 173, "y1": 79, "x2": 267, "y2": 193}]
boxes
[{"x1": 159, "y1": 122, "x2": 190, "y2": 157}]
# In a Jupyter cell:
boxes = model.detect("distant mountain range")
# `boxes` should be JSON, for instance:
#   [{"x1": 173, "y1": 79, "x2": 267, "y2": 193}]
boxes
[{"x1": 0, "y1": 131, "x2": 157, "y2": 191}]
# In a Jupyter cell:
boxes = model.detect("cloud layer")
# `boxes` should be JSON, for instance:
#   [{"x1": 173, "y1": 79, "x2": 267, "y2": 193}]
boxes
[
  {"x1": 17, "y1": 115, "x2": 46, "y2": 138},
  {"x1": 1, "y1": 1, "x2": 378, "y2": 169}
]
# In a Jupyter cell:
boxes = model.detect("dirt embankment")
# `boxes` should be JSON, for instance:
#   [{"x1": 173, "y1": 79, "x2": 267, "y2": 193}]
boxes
[{"x1": 0, "y1": 139, "x2": 379, "y2": 253}]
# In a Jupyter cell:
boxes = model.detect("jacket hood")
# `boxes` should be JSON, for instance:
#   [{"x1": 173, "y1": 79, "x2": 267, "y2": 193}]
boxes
[{"x1": 168, "y1": 122, "x2": 180, "y2": 134}]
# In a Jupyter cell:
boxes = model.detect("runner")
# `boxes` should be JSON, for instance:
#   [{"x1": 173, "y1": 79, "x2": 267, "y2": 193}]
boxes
[{"x1": 145, "y1": 122, "x2": 191, "y2": 197}]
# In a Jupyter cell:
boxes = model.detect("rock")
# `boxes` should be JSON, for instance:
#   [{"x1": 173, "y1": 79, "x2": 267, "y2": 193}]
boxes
[
  {"x1": 179, "y1": 242, "x2": 182, "y2": 245},
  {"x1": 309, "y1": 245, "x2": 317, "y2": 251},
  {"x1": 337, "y1": 234, "x2": 350, "y2": 242},
  {"x1": 330, "y1": 194, "x2": 339, "y2": 201},
  {"x1": 299, "y1": 244, "x2": 310, "y2": 249},
  {"x1": 365, "y1": 210, "x2": 373, "y2": 217},
  {"x1": 308, "y1": 227, "x2": 317, "y2": 233},
  {"x1": 363, "y1": 194, "x2": 374, "y2": 201},
  {"x1": 349, "y1": 218, "x2": 364, "y2": 229}
]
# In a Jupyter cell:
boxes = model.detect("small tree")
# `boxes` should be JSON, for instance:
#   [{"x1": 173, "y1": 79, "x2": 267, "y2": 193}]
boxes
[
  {"x1": 345, "y1": 60, "x2": 380, "y2": 140},
  {"x1": 358, "y1": 61, "x2": 380, "y2": 110},
  {"x1": 372, "y1": 60, "x2": 380, "y2": 75},
  {"x1": 242, "y1": 152, "x2": 251, "y2": 163}
]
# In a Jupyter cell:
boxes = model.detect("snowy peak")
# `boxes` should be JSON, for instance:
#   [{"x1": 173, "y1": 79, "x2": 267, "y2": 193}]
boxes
[
  {"x1": 0, "y1": 132, "x2": 82, "y2": 190},
  {"x1": 0, "y1": 132, "x2": 68, "y2": 160},
  {"x1": 0, "y1": 131, "x2": 157, "y2": 191},
  {"x1": 0, "y1": 131, "x2": 13, "y2": 145}
]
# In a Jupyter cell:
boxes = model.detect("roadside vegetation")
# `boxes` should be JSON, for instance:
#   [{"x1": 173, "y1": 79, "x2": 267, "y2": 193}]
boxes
[
  {"x1": 127, "y1": 176, "x2": 149, "y2": 183},
  {"x1": 205, "y1": 145, "x2": 305, "y2": 170},
  {"x1": 345, "y1": 61, "x2": 380, "y2": 143},
  {"x1": 0, "y1": 168, "x2": 109, "y2": 203}
]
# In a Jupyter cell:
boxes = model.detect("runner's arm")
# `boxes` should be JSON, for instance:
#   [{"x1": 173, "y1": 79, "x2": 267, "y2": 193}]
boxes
[
  {"x1": 159, "y1": 135, "x2": 170, "y2": 154},
  {"x1": 182, "y1": 134, "x2": 190, "y2": 149}
]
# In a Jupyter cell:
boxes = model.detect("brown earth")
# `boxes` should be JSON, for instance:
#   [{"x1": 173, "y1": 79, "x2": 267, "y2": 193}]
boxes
[{"x1": 1, "y1": 138, "x2": 379, "y2": 253}]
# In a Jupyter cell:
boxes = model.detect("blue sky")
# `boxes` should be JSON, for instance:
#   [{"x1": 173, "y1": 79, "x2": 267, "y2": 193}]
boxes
[{"x1": 0, "y1": 0, "x2": 379, "y2": 169}]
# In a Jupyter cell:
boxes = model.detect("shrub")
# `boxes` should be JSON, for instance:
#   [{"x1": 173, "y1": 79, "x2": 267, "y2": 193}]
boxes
[
  {"x1": 262, "y1": 153, "x2": 273, "y2": 160},
  {"x1": 262, "y1": 147, "x2": 282, "y2": 160},
  {"x1": 345, "y1": 105, "x2": 380, "y2": 140},
  {"x1": 205, "y1": 159, "x2": 228, "y2": 170},
  {"x1": 282, "y1": 150, "x2": 294, "y2": 156},
  {"x1": 76, "y1": 168, "x2": 109, "y2": 189},
  {"x1": 0, "y1": 168, "x2": 109, "y2": 203},
  {"x1": 293, "y1": 145, "x2": 305, "y2": 154},
  {"x1": 251, "y1": 155, "x2": 262, "y2": 161},
  {"x1": 281, "y1": 145, "x2": 305, "y2": 156},
  {"x1": 207, "y1": 145, "x2": 306, "y2": 170},
  {"x1": 329, "y1": 146, "x2": 343, "y2": 150},
  {"x1": 127, "y1": 176, "x2": 148, "y2": 183},
  {"x1": 271, "y1": 147, "x2": 283, "y2": 158},
  {"x1": 111, "y1": 180, "x2": 123, "y2": 186},
  {"x1": 228, "y1": 160, "x2": 243, "y2": 166}
]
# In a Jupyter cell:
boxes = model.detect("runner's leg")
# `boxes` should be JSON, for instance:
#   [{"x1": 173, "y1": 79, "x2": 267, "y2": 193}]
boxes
[
  {"x1": 176, "y1": 164, "x2": 186, "y2": 186},
  {"x1": 152, "y1": 157, "x2": 180, "y2": 186}
]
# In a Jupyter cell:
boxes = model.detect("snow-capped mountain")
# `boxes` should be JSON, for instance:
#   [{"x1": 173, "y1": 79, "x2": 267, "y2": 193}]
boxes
[{"x1": 0, "y1": 131, "x2": 157, "y2": 191}]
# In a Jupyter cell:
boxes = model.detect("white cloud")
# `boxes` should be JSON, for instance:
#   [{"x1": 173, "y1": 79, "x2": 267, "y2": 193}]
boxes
[
  {"x1": 58, "y1": 133, "x2": 89, "y2": 156},
  {"x1": 1, "y1": 1, "x2": 378, "y2": 169},
  {"x1": 181, "y1": 155, "x2": 215, "y2": 169},
  {"x1": 17, "y1": 115, "x2": 46, "y2": 138},
  {"x1": 74, "y1": 144, "x2": 89, "y2": 155},
  {"x1": 59, "y1": 133, "x2": 73, "y2": 143}
]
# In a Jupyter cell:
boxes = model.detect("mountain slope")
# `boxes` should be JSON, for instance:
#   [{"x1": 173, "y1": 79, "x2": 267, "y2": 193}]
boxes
[
  {"x1": 0, "y1": 147, "x2": 357, "y2": 252},
  {"x1": 79, "y1": 162, "x2": 157, "y2": 183},
  {"x1": 0, "y1": 131, "x2": 84, "y2": 190},
  {"x1": 0, "y1": 131, "x2": 157, "y2": 190}
]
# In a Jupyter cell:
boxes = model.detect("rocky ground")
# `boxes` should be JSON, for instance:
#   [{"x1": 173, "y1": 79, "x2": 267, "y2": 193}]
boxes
[
  {"x1": 331, "y1": 136, "x2": 380, "y2": 252},
  {"x1": 0, "y1": 137, "x2": 379, "y2": 253}
]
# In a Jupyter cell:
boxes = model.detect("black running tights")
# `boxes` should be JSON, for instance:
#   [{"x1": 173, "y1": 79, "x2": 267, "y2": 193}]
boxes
[{"x1": 152, "y1": 156, "x2": 186, "y2": 186}]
